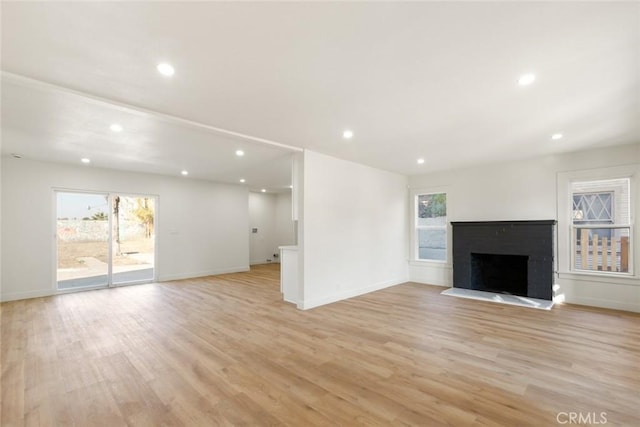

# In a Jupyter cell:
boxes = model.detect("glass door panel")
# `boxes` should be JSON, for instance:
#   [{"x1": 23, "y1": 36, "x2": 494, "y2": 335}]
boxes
[
  {"x1": 56, "y1": 192, "x2": 110, "y2": 290},
  {"x1": 111, "y1": 195, "x2": 155, "y2": 285}
]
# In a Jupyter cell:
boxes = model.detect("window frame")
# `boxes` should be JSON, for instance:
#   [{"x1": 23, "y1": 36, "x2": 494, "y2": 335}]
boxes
[
  {"x1": 571, "y1": 181, "x2": 630, "y2": 274},
  {"x1": 411, "y1": 188, "x2": 450, "y2": 264},
  {"x1": 572, "y1": 191, "x2": 614, "y2": 224},
  {"x1": 557, "y1": 165, "x2": 637, "y2": 281}
]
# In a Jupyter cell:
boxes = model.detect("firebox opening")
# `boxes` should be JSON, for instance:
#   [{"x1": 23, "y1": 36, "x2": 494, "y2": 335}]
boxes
[{"x1": 470, "y1": 253, "x2": 528, "y2": 296}]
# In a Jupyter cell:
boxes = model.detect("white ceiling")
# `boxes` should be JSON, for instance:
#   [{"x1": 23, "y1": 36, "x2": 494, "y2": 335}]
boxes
[
  {"x1": 1, "y1": 74, "x2": 297, "y2": 191},
  {"x1": 1, "y1": 2, "x2": 639, "y2": 186}
]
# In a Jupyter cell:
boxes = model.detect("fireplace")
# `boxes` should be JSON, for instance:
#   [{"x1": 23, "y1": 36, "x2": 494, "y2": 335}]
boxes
[{"x1": 451, "y1": 220, "x2": 556, "y2": 300}]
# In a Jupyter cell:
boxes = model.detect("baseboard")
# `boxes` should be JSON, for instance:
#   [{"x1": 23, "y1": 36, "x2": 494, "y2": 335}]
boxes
[
  {"x1": 158, "y1": 266, "x2": 250, "y2": 282},
  {"x1": 298, "y1": 277, "x2": 407, "y2": 310},
  {"x1": 250, "y1": 260, "x2": 278, "y2": 266},
  {"x1": 563, "y1": 296, "x2": 640, "y2": 313},
  {"x1": 1, "y1": 288, "x2": 55, "y2": 302},
  {"x1": 412, "y1": 281, "x2": 450, "y2": 288},
  {"x1": 2, "y1": 266, "x2": 252, "y2": 302}
]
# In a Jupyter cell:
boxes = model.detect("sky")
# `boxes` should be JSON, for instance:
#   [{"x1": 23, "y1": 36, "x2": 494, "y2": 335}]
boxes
[{"x1": 57, "y1": 192, "x2": 108, "y2": 219}]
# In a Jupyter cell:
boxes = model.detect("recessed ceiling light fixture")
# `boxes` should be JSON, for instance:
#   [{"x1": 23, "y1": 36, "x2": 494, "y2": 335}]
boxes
[
  {"x1": 110, "y1": 123, "x2": 123, "y2": 132},
  {"x1": 551, "y1": 133, "x2": 563, "y2": 140},
  {"x1": 181, "y1": 170, "x2": 189, "y2": 176},
  {"x1": 417, "y1": 158, "x2": 425, "y2": 164},
  {"x1": 289, "y1": 185, "x2": 293, "y2": 189},
  {"x1": 235, "y1": 150, "x2": 245, "y2": 157},
  {"x1": 81, "y1": 158, "x2": 91, "y2": 164},
  {"x1": 343, "y1": 130, "x2": 354, "y2": 139},
  {"x1": 240, "y1": 178, "x2": 246, "y2": 183},
  {"x1": 157, "y1": 62, "x2": 175, "y2": 77},
  {"x1": 518, "y1": 73, "x2": 536, "y2": 86},
  {"x1": 261, "y1": 189, "x2": 266, "y2": 193}
]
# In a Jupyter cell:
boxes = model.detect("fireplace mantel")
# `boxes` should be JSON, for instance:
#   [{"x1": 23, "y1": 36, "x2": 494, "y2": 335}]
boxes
[{"x1": 451, "y1": 220, "x2": 556, "y2": 300}]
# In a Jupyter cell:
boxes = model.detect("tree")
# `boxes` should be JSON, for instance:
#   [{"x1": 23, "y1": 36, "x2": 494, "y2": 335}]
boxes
[
  {"x1": 90, "y1": 212, "x2": 108, "y2": 221},
  {"x1": 419, "y1": 193, "x2": 446, "y2": 218},
  {"x1": 133, "y1": 198, "x2": 154, "y2": 238},
  {"x1": 113, "y1": 196, "x2": 121, "y2": 255}
]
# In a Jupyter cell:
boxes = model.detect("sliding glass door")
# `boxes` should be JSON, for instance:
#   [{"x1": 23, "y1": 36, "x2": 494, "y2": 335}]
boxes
[
  {"x1": 56, "y1": 191, "x2": 156, "y2": 290},
  {"x1": 111, "y1": 195, "x2": 155, "y2": 285},
  {"x1": 56, "y1": 192, "x2": 110, "y2": 289}
]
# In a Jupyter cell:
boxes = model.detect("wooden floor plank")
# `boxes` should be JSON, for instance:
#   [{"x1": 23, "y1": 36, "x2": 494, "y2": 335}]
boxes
[{"x1": 2, "y1": 264, "x2": 639, "y2": 426}]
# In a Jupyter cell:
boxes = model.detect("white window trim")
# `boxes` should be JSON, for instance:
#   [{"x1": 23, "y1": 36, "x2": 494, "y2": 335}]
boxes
[
  {"x1": 557, "y1": 164, "x2": 638, "y2": 283},
  {"x1": 409, "y1": 187, "x2": 451, "y2": 266}
]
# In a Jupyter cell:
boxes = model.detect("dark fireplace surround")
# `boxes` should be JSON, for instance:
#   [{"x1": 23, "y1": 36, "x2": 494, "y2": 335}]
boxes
[{"x1": 451, "y1": 220, "x2": 556, "y2": 301}]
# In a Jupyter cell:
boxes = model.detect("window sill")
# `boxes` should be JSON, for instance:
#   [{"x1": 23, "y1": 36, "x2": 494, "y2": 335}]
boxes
[
  {"x1": 557, "y1": 271, "x2": 639, "y2": 286},
  {"x1": 409, "y1": 260, "x2": 452, "y2": 269}
]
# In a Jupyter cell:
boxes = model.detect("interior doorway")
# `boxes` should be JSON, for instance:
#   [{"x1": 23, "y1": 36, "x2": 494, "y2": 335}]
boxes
[{"x1": 56, "y1": 191, "x2": 156, "y2": 290}]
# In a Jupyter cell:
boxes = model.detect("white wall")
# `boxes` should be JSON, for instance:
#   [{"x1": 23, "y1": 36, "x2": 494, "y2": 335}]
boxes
[
  {"x1": 408, "y1": 143, "x2": 640, "y2": 312},
  {"x1": 249, "y1": 192, "x2": 277, "y2": 264},
  {"x1": 1, "y1": 157, "x2": 250, "y2": 301},
  {"x1": 0, "y1": 152, "x2": 2, "y2": 299},
  {"x1": 300, "y1": 150, "x2": 408, "y2": 309},
  {"x1": 248, "y1": 191, "x2": 295, "y2": 264},
  {"x1": 275, "y1": 192, "x2": 296, "y2": 249}
]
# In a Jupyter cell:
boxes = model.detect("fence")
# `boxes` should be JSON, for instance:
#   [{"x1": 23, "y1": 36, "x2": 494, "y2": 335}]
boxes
[
  {"x1": 57, "y1": 219, "x2": 148, "y2": 242},
  {"x1": 575, "y1": 229, "x2": 629, "y2": 273}
]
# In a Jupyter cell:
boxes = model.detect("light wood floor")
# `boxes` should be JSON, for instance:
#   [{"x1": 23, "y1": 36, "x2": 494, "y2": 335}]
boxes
[{"x1": 2, "y1": 264, "x2": 639, "y2": 426}]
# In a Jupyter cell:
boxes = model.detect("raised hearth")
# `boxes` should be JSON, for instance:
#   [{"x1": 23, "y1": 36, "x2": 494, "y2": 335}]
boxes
[
  {"x1": 441, "y1": 288, "x2": 554, "y2": 310},
  {"x1": 451, "y1": 220, "x2": 556, "y2": 300}
]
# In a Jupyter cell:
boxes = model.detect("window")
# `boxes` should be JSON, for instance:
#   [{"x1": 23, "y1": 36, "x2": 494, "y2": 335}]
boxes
[
  {"x1": 415, "y1": 192, "x2": 447, "y2": 261},
  {"x1": 573, "y1": 192, "x2": 613, "y2": 224},
  {"x1": 571, "y1": 178, "x2": 631, "y2": 273}
]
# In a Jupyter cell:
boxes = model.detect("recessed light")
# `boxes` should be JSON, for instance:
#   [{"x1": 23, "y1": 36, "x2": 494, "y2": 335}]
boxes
[
  {"x1": 518, "y1": 73, "x2": 536, "y2": 86},
  {"x1": 236, "y1": 150, "x2": 245, "y2": 157},
  {"x1": 181, "y1": 170, "x2": 189, "y2": 176},
  {"x1": 110, "y1": 123, "x2": 123, "y2": 132},
  {"x1": 261, "y1": 189, "x2": 266, "y2": 193},
  {"x1": 343, "y1": 130, "x2": 354, "y2": 139},
  {"x1": 157, "y1": 63, "x2": 175, "y2": 76},
  {"x1": 551, "y1": 133, "x2": 563, "y2": 140},
  {"x1": 417, "y1": 158, "x2": 425, "y2": 164},
  {"x1": 289, "y1": 185, "x2": 293, "y2": 189},
  {"x1": 81, "y1": 158, "x2": 91, "y2": 164},
  {"x1": 240, "y1": 178, "x2": 246, "y2": 183}
]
